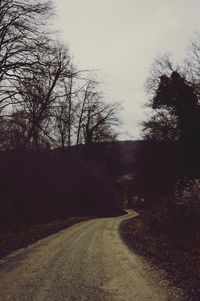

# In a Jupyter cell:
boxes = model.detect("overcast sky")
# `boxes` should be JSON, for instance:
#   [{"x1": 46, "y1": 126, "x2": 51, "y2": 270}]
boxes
[{"x1": 53, "y1": 0, "x2": 200, "y2": 140}]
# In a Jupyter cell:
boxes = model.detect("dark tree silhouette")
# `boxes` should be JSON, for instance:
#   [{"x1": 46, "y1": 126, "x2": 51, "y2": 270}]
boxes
[
  {"x1": 142, "y1": 110, "x2": 179, "y2": 141},
  {"x1": 152, "y1": 71, "x2": 199, "y2": 145},
  {"x1": 136, "y1": 50, "x2": 200, "y2": 203}
]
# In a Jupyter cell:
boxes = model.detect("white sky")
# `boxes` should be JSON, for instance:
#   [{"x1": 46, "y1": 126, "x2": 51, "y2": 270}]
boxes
[{"x1": 53, "y1": 0, "x2": 200, "y2": 140}]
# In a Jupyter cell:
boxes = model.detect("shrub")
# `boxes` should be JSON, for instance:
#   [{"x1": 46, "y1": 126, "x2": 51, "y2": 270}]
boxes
[{"x1": 174, "y1": 178, "x2": 200, "y2": 214}]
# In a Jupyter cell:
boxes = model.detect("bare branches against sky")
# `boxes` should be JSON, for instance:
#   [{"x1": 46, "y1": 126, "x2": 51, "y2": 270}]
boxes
[{"x1": 53, "y1": 0, "x2": 200, "y2": 139}]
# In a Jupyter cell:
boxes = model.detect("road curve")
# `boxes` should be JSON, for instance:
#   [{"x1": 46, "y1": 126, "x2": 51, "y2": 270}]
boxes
[{"x1": 0, "y1": 211, "x2": 180, "y2": 301}]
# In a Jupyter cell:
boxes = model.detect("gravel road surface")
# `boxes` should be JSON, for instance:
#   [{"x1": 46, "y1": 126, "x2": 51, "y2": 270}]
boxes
[{"x1": 0, "y1": 210, "x2": 181, "y2": 301}]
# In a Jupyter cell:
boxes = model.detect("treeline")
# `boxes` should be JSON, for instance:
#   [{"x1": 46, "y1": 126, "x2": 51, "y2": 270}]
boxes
[
  {"x1": 135, "y1": 33, "x2": 200, "y2": 209},
  {"x1": 122, "y1": 36, "x2": 200, "y2": 299},
  {"x1": 0, "y1": 145, "x2": 123, "y2": 232},
  {"x1": 0, "y1": 0, "x2": 122, "y2": 231}
]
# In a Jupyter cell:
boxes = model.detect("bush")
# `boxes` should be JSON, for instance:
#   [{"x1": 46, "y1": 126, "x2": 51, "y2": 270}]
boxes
[{"x1": 174, "y1": 178, "x2": 200, "y2": 216}]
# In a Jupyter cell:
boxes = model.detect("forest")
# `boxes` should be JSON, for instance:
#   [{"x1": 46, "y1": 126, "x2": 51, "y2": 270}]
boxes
[
  {"x1": 122, "y1": 37, "x2": 200, "y2": 299},
  {"x1": 0, "y1": 0, "x2": 125, "y2": 238}
]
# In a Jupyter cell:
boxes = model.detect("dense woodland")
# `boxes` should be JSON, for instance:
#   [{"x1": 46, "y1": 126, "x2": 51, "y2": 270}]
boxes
[
  {"x1": 136, "y1": 40, "x2": 200, "y2": 208},
  {"x1": 131, "y1": 38, "x2": 200, "y2": 297},
  {"x1": 119, "y1": 35, "x2": 200, "y2": 299},
  {"x1": 0, "y1": 0, "x2": 124, "y2": 232}
]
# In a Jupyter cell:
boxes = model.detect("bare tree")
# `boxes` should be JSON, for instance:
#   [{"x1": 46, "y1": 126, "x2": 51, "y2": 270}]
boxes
[
  {"x1": 0, "y1": 0, "x2": 53, "y2": 112},
  {"x1": 12, "y1": 44, "x2": 71, "y2": 149},
  {"x1": 75, "y1": 79, "x2": 120, "y2": 145},
  {"x1": 76, "y1": 79, "x2": 97, "y2": 145},
  {"x1": 145, "y1": 54, "x2": 180, "y2": 98},
  {"x1": 184, "y1": 32, "x2": 200, "y2": 100},
  {"x1": 54, "y1": 100, "x2": 69, "y2": 148},
  {"x1": 60, "y1": 66, "x2": 80, "y2": 147},
  {"x1": 52, "y1": 68, "x2": 90, "y2": 148}
]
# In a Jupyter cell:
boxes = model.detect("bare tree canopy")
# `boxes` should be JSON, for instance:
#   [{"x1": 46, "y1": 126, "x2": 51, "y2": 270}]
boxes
[
  {"x1": 0, "y1": 0, "x2": 53, "y2": 110},
  {"x1": 0, "y1": 1, "x2": 121, "y2": 151}
]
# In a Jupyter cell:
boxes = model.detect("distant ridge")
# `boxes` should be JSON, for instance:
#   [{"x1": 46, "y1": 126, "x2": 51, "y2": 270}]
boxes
[
  {"x1": 115, "y1": 140, "x2": 144, "y2": 174},
  {"x1": 56, "y1": 139, "x2": 144, "y2": 175}
]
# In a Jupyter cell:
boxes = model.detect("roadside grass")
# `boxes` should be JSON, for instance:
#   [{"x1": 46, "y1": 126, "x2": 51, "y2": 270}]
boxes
[
  {"x1": 120, "y1": 206, "x2": 200, "y2": 300},
  {"x1": 0, "y1": 217, "x2": 90, "y2": 259}
]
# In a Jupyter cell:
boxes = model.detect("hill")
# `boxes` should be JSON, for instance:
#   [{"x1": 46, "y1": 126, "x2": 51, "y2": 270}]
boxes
[{"x1": 116, "y1": 140, "x2": 143, "y2": 175}]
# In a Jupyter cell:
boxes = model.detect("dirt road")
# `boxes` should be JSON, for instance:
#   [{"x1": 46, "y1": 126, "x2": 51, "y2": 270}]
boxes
[{"x1": 0, "y1": 211, "x2": 181, "y2": 301}]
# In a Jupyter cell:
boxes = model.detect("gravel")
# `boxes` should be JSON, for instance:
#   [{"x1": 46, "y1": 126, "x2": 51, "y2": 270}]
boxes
[{"x1": 0, "y1": 211, "x2": 182, "y2": 300}]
